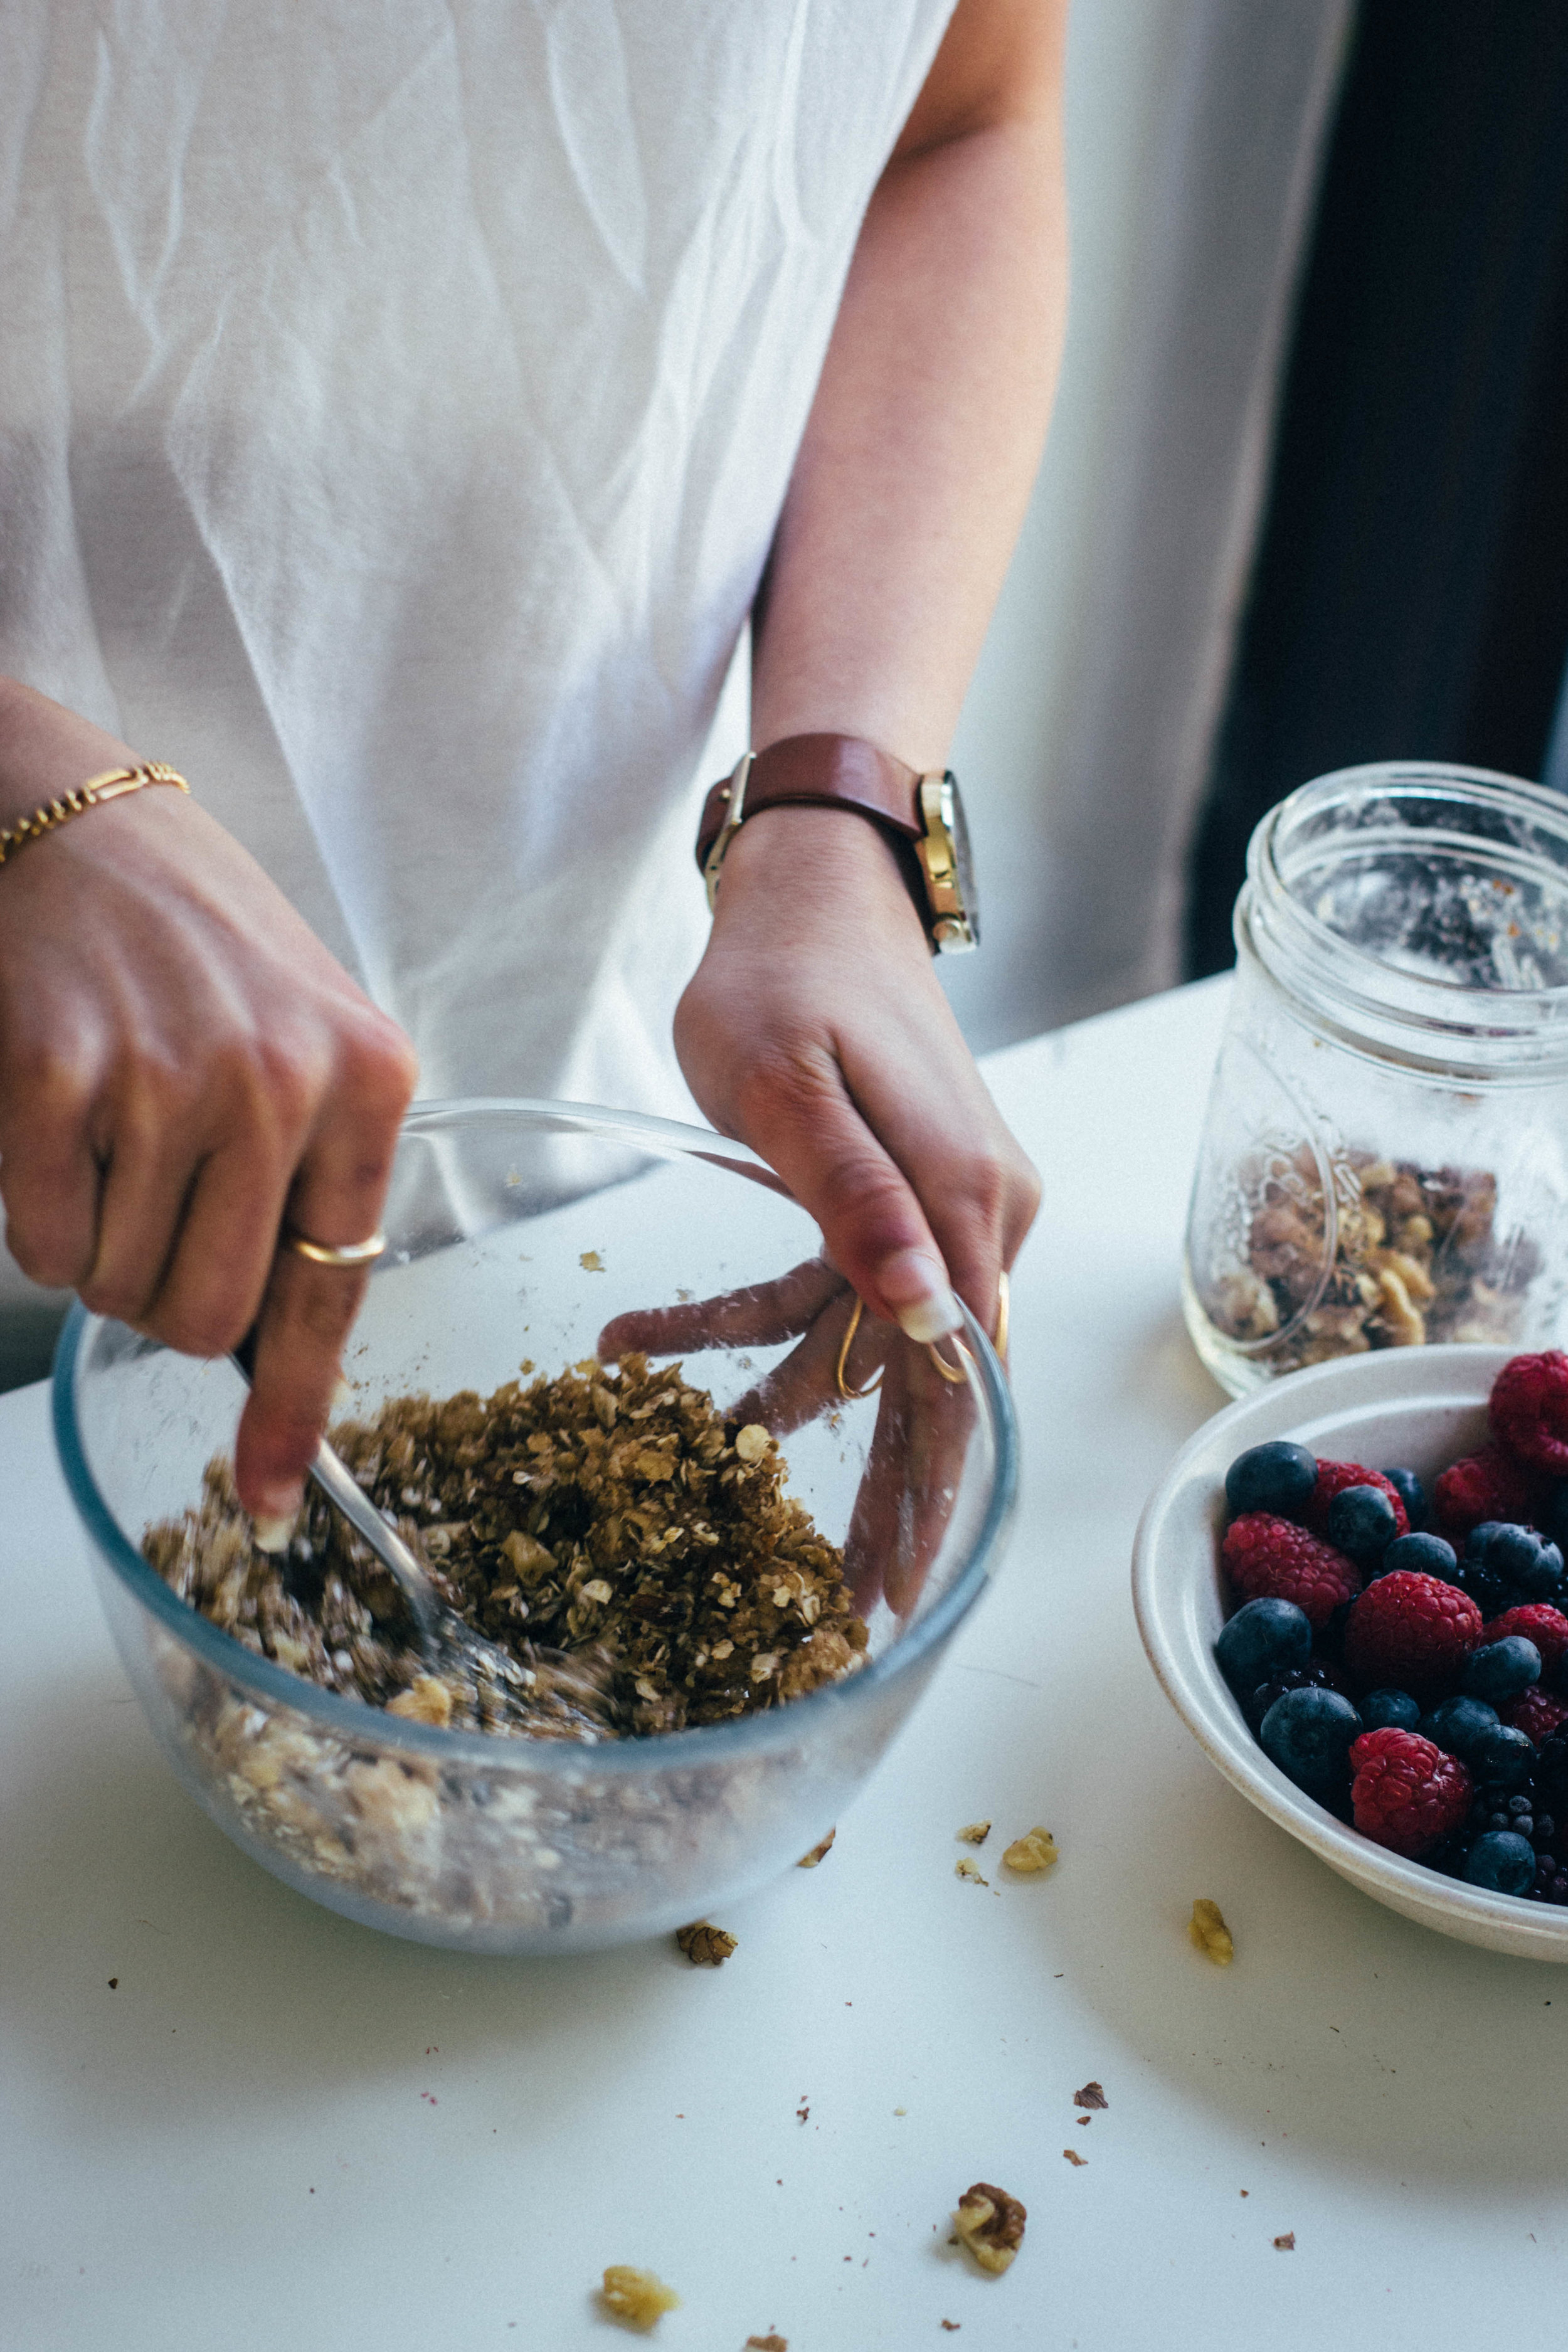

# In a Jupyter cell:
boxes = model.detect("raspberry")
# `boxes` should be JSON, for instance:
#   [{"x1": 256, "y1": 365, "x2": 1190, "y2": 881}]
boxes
[
  {"x1": 1302, "y1": 1461, "x2": 1408, "y2": 1542},
  {"x1": 1343, "y1": 1571, "x2": 1482, "y2": 1700},
  {"x1": 1483, "y1": 1605, "x2": 1568, "y2": 1676},
  {"x1": 1491, "y1": 1351, "x2": 1568, "y2": 1476},
  {"x1": 1350, "y1": 1729, "x2": 1473, "y2": 1858},
  {"x1": 1433, "y1": 1444, "x2": 1544, "y2": 1539},
  {"x1": 1221, "y1": 1514, "x2": 1362, "y2": 1630},
  {"x1": 1507, "y1": 1688, "x2": 1568, "y2": 1747}
]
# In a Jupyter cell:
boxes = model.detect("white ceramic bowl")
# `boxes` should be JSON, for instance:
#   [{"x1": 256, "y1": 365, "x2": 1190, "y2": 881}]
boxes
[{"x1": 1133, "y1": 1343, "x2": 1568, "y2": 1961}]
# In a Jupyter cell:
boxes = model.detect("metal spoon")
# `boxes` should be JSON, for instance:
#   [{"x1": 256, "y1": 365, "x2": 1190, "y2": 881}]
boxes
[{"x1": 229, "y1": 1332, "x2": 617, "y2": 1735}]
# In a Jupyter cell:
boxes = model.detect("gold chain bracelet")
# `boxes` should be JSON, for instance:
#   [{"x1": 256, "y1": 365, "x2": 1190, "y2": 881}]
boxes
[{"x1": 0, "y1": 761, "x2": 190, "y2": 869}]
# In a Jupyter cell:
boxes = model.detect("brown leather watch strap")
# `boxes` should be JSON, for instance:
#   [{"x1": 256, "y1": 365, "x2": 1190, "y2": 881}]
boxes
[{"x1": 696, "y1": 732, "x2": 924, "y2": 877}]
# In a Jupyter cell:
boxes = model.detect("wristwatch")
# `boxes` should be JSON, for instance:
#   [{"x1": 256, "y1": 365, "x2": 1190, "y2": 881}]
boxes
[{"x1": 694, "y1": 731, "x2": 979, "y2": 953}]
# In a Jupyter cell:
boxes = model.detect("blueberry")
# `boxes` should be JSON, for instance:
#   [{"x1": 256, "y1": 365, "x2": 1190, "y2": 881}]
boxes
[
  {"x1": 1462, "y1": 1636, "x2": 1542, "y2": 1708},
  {"x1": 1461, "y1": 1522, "x2": 1552, "y2": 1615},
  {"x1": 1540, "y1": 1478, "x2": 1568, "y2": 1553},
  {"x1": 1359, "y1": 1687, "x2": 1422, "y2": 1732},
  {"x1": 1377, "y1": 1532, "x2": 1459, "y2": 1585},
  {"x1": 1469, "y1": 1722, "x2": 1536, "y2": 1788},
  {"x1": 1461, "y1": 1830, "x2": 1536, "y2": 1895},
  {"x1": 1419, "y1": 1695, "x2": 1500, "y2": 1762},
  {"x1": 1326, "y1": 1483, "x2": 1400, "y2": 1567},
  {"x1": 1225, "y1": 1441, "x2": 1318, "y2": 1520},
  {"x1": 1516, "y1": 1539, "x2": 1565, "y2": 1602},
  {"x1": 1466, "y1": 1522, "x2": 1544, "y2": 1580},
  {"x1": 1380, "y1": 1467, "x2": 1428, "y2": 1531},
  {"x1": 1259, "y1": 1686, "x2": 1362, "y2": 1796},
  {"x1": 1216, "y1": 1599, "x2": 1313, "y2": 1693}
]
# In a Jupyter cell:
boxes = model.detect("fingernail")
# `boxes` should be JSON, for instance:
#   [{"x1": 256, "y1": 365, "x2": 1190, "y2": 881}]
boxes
[
  {"x1": 877, "y1": 1248, "x2": 962, "y2": 1344},
  {"x1": 252, "y1": 1506, "x2": 300, "y2": 1554}
]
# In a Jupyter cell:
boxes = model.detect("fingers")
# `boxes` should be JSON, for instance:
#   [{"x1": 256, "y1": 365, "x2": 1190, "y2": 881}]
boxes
[
  {"x1": 231, "y1": 1017, "x2": 416, "y2": 1519},
  {"x1": 599, "y1": 1257, "x2": 844, "y2": 1362},
  {"x1": 844, "y1": 1337, "x2": 974, "y2": 1617},
  {"x1": 726, "y1": 1039, "x2": 966, "y2": 1345},
  {"x1": 725, "y1": 1290, "x2": 890, "y2": 1436}
]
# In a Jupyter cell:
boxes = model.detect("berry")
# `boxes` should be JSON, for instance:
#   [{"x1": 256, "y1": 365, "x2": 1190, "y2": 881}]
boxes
[
  {"x1": 1349, "y1": 1729, "x2": 1471, "y2": 1857},
  {"x1": 1378, "y1": 1532, "x2": 1459, "y2": 1585},
  {"x1": 1463, "y1": 1637, "x2": 1542, "y2": 1708},
  {"x1": 1418, "y1": 1694, "x2": 1500, "y2": 1764},
  {"x1": 1433, "y1": 1446, "x2": 1543, "y2": 1540},
  {"x1": 1491, "y1": 1350, "x2": 1568, "y2": 1476},
  {"x1": 1469, "y1": 1723, "x2": 1536, "y2": 1786},
  {"x1": 1260, "y1": 1686, "x2": 1363, "y2": 1796},
  {"x1": 1326, "y1": 1483, "x2": 1401, "y2": 1568},
  {"x1": 1456, "y1": 1522, "x2": 1562, "y2": 1618},
  {"x1": 1303, "y1": 1462, "x2": 1408, "y2": 1543},
  {"x1": 1380, "y1": 1468, "x2": 1428, "y2": 1531},
  {"x1": 1482, "y1": 1604, "x2": 1568, "y2": 1677},
  {"x1": 1221, "y1": 1515, "x2": 1362, "y2": 1629},
  {"x1": 1462, "y1": 1831, "x2": 1536, "y2": 1894},
  {"x1": 1241, "y1": 1661, "x2": 1341, "y2": 1736},
  {"x1": 1507, "y1": 1688, "x2": 1568, "y2": 1747},
  {"x1": 1215, "y1": 1597, "x2": 1313, "y2": 1694},
  {"x1": 1224, "y1": 1441, "x2": 1318, "y2": 1521},
  {"x1": 1342, "y1": 1571, "x2": 1482, "y2": 1700},
  {"x1": 1359, "y1": 1688, "x2": 1422, "y2": 1733}
]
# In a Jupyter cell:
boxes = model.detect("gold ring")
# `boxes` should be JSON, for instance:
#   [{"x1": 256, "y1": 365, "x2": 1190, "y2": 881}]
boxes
[
  {"x1": 283, "y1": 1227, "x2": 388, "y2": 1268},
  {"x1": 926, "y1": 1337, "x2": 968, "y2": 1384},
  {"x1": 835, "y1": 1296, "x2": 883, "y2": 1401},
  {"x1": 994, "y1": 1269, "x2": 1010, "y2": 1365}
]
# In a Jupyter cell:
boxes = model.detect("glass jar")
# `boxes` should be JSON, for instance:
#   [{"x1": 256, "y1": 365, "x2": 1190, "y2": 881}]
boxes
[{"x1": 1184, "y1": 762, "x2": 1568, "y2": 1395}]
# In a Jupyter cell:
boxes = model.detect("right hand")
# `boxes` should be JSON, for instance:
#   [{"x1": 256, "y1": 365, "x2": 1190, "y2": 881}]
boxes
[{"x1": 0, "y1": 678, "x2": 418, "y2": 1521}]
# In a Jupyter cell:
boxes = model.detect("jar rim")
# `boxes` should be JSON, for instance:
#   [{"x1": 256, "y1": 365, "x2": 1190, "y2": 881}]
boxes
[{"x1": 1240, "y1": 761, "x2": 1568, "y2": 1078}]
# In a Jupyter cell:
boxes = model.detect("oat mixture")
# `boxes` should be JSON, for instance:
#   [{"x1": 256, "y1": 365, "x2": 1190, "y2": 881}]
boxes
[
  {"x1": 1206, "y1": 1148, "x2": 1529, "y2": 1369},
  {"x1": 145, "y1": 1352, "x2": 866, "y2": 1741}
]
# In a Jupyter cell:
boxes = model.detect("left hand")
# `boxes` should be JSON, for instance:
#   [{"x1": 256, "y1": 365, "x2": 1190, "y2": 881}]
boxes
[{"x1": 674, "y1": 800, "x2": 1039, "y2": 1345}]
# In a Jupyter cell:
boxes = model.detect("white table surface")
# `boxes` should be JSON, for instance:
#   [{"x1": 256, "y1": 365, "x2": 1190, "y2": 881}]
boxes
[{"x1": 5, "y1": 973, "x2": 1565, "y2": 2352}]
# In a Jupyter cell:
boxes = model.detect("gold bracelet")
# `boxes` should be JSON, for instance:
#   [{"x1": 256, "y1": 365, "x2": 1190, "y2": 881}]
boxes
[{"x1": 0, "y1": 761, "x2": 191, "y2": 869}]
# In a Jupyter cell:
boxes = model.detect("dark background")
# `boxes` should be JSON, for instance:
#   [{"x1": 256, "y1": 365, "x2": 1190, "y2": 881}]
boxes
[{"x1": 1185, "y1": 0, "x2": 1568, "y2": 977}]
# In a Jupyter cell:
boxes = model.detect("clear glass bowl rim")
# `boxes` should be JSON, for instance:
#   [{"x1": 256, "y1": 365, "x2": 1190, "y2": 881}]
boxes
[
  {"x1": 51, "y1": 1094, "x2": 1019, "y2": 1777},
  {"x1": 1241, "y1": 761, "x2": 1568, "y2": 1052}
]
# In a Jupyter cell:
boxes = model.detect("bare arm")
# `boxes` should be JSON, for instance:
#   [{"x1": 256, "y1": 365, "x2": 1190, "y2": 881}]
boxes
[{"x1": 677, "y1": 0, "x2": 1070, "y2": 1337}]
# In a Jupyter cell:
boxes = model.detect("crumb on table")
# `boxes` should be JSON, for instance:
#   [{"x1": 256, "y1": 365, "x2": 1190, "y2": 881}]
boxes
[
  {"x1": 957, "y1": 1820, "x2": 991, "y2": 1845},
  {"x1": 952, "y1": 2182, "x2": 1026, "y2": 2275},
  {"x1": 1189, "y1": 1897, "x2": 1234, "y2": 1964},
  {"x1": 797, "y1": 1828, "x2": 836, "y2": 1867},
  {"x1": 675, "y1": 1919, "x2": 736, "y2": 1966},
  {"x1": 955, "y1": 1857, "x2": 988, "y2": 1885},
  {"x1": 1072, "y1": 2080, "x2": 1107, "y2": 2110},
  {"x1": 1002, "y1": 1826, "x2": 1057, "y2": 1873},
  {"x1": 599, "y1": 2267, "x2": 679, "y2": 2330}
]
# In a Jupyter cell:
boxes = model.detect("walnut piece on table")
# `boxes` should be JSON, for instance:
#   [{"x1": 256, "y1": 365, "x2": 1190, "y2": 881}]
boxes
[
  {"x1": 1189, "y1": 1897, "x2": 1234, "y2": 1964},
  {"x1": 797, "y1": 1828, "x2": 836, "y2": 1867},
  {"x1": 599, "y1": 2267, "x2": 680, "y2": 2330},
  {"x1": 952, "y1": 2182, "x2": 1026, "y2": 2274},
  {"x1": 1072, "y1": 2080, "x2": 1108, "y2": 2110},
  {"x1": 957, "y1": 1820, "x2": 992, "y2": 1845},
  {"x1": 675, "y1": 1919, "x2": 736, "y2": 1966},
  {"x1": 1002, "y1": 1826, "x2": 1057, "y2": 1873},
  {"x1": 955, "y1": 1857, "x2": 988, "y2": 1885},
  {"x1": 745, "y1": 2336, "x2": 789, "y2": 2349}
]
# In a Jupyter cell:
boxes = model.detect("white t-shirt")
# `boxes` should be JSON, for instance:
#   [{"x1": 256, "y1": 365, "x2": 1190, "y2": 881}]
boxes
[{"x1": 1, "y1": 0, "x2": 953, "y2": 1310}]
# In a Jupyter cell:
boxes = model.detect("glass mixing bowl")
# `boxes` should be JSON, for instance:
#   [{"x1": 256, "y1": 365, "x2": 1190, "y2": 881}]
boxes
[{"x1": 53, "y1": 1100, "x2": 1017, "y2": 1954}]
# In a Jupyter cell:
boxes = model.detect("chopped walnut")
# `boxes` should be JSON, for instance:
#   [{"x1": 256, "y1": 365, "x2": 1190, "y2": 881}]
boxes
[
  {"x1": 952, "y1": 2183, "x2": 1026, "y2": 2275},
  {"x1": 1002, "y1": 1826, "x2": 1057, "y2": 1873},
  {"x1": 1273, "y1": 2233, "x2": 1296, "y2": 2252},
  {"x1": 955, "y1": 1857, "x2": 988, "y2": 1885},
  {"x1": 675, "y1": 1919, "x2": 736, "y2": 1966},
  {"x1": 1189, "y1": 1897, "x2": 1234, "y2": 1964},
  {"x1": 1072, "y1": 2080, "x2": 1107, "y2": 2109},
  {"x1": 1204, "y1": 1148, "x2": 1531, "y2": 1369},
  {"x1": 797, "y1": 1828, "x2": 837, "y2": 1867},
  {"x1": 1062, "y1": 2148, "x2": 1086, "y2": 2166},
  {"x1": 957, "y1": 1821, "x2": 991, "y2": 1845},
  {"x1": 386, "y1": 1675, "x2": 453, "y2": 1728},
  {"x1": 599, "y1": 2267, "x2": 679, "y2": 2329},
  {"x1": 745, "y1": 2338, "x2": 788, "y2": 2350}
]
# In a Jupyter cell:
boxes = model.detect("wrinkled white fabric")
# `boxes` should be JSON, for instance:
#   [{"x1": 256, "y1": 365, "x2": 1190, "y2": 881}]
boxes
[{"x1": 0, "y1": 1, "x2": 952, "y2": 1222}]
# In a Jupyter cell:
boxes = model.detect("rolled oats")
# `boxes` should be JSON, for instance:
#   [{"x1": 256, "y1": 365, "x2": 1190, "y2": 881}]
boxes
[
  {"x1": 599, "y1": 2267, "x2": 679, "y2": 2330},
  {"x1": 952, "y1": 2183, "x2": 1026, "y2": 2275}
]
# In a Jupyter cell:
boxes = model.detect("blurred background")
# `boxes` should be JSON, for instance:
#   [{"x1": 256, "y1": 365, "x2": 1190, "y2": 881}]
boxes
[{"x1": 8, "y1": 0, "x2": 1568, "y2": 1387}]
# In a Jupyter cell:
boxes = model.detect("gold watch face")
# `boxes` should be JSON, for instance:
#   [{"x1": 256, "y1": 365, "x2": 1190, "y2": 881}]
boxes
[{"x1": 918, "y1": 772, "x2": 979, "y2": 953}]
